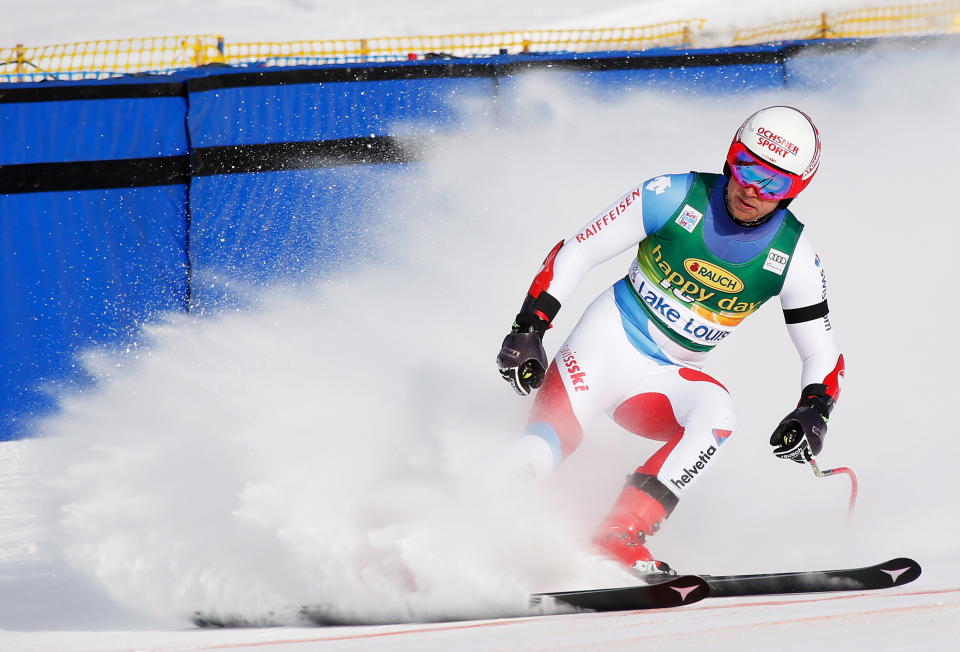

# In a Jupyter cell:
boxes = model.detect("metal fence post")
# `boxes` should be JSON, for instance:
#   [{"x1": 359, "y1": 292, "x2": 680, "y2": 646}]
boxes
[{"x1": 818, "y1": 12, "x2": 830, "y2": 38}]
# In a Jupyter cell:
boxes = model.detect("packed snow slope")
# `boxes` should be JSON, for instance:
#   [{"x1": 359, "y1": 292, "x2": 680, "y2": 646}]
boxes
[{"x1": 1, "y1": 1, "x2": 959, "y2": 651}]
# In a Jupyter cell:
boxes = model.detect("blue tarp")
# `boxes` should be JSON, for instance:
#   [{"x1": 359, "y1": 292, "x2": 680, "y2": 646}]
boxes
[
  {"x1": 187, "y1": 166, "x2": 403, "y2": 307},
  {"x1": 183, "y1": 67, "x2": 493, "y2": 305},
  {"x1": 187, "y1": 75, "x2": 494, "y2": 146},
  {"x1": 0, "y1": 186, "x2": 189, "y2": 438},
  {"x1": 0, "y1": 96, "x2": 188, "y2": 165},
  {"x1": 0, "y1": 84, "x2": 189, "y2": 439}
]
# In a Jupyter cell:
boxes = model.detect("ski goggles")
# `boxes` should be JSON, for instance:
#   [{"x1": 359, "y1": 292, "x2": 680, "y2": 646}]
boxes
[{"x1": 726, "y1": 142, "x2": 803, "y2": 200}]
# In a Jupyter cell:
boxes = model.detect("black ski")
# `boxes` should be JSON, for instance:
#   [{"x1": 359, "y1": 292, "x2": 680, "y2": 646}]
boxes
[
  {"x1": 532, "y1": 574, "x2": 709, "y2": 611},
  {"x1": 192, "y1": 610, "x2": 292, "y2": 628},
  {"x1": 530, "y1": 558, "x2": 920, "y2": 613},
  {"x1": 700, "y1": 557, "x2": 922, "y2": 598},
  {"x1": 193, "y1": 576, "x2": 710, "y2": 626},
  {"x1": 193, "y1": 559, "x2": 921, "y2": 627},
  {"x1": 193, "y1": 606, "x2": 356, "y2": 628}
]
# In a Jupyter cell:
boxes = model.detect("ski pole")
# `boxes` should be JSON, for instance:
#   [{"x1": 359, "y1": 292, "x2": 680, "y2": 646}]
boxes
[{"x1": 809, "y1": 459, "x2": 859, "y2": 517}]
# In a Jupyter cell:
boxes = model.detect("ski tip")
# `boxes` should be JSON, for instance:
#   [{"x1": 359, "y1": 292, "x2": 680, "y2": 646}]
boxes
[{"x1": 878, "y1": 558, "x2": 922, "y2": 587}]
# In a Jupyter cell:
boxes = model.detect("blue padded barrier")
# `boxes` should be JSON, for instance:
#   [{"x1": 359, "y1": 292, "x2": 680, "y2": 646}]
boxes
[
  {"x1": 186, "y1": 68, "x2": 495, "y2": 146},
  {"x1": 0, "y1": 96, "x2": 188, "y2": 165},
  {"x1": 187, "y1": 165, "x2": 405, "y2": 307},
  {"x1": 0, "y1": 186, "x2": 189, "y2": 439},
  {"x1": 494, "y1": 46, "x2": 789, "y2": 99},
  {"x1": 183, "y1": 64, "x2": 495, "y2": 298},
  {"x1": 0, "y1": 81, "x2": 190, "y2": 440}
]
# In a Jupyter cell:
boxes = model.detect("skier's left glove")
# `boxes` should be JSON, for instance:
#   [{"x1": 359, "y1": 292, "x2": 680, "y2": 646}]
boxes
[{"x1": 770, "y1": 383, "x2": 835, "y2": 463}]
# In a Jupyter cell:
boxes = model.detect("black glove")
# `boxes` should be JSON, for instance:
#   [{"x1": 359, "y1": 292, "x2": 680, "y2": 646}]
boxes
[
  {"x1": 770, "y1": 383, "x2": 834, "y2": 463},
  {"x1": 497, "y1": 290, "x2": 560, "y2": 396},
  {"x1": 497, "y1": 294, "x2": 554, "y2": 397},
  {"x1": 497, "y1": 329, "x2": 547, "y2": 396}
]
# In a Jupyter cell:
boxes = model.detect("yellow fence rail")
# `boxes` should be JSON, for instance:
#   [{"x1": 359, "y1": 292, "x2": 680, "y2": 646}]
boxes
[
  {"x1": 223, "y1": 21, "x2": 705, "y2": 65},
  {"x1": 733, "y1": 0, "x2": 960, "y2": 44},
  {"x1": 2, "y1": 2, "x2": 960, "y2": 81},
  {"x1": 0, "y1": 22, "x2": 703, "y2": 80},
  {"x1": 0, "y1": 35, "x2": 224, "y2": 78}
]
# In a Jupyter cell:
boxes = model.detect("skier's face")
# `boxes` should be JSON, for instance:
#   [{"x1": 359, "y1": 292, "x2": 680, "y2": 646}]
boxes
[{"x1": 725, "y1": 178, "x2": 780, "y2": 225}]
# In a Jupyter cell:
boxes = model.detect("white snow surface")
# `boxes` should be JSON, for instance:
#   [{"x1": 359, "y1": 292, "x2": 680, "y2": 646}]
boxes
[{"x1": 2, "y1": 2, "x2": 960, "y2": 651}]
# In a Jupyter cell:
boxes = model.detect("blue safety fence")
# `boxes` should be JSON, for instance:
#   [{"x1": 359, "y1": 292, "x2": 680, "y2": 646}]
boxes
[
  {"x1": 0, "y1": 76, "x2": 190, "y2": 439},
  {"x1": 182, "y1": 63, "x2": 496, "y2": 307},
  {"x1": 0, "y1": 37, "x2": 949, "y2": 439},
  {"x1": 187, "y1": 165, "x2": 406, "y2": 308},
  {"x1": 0, "y1": 187, "x2": 189, "y2": 431}
]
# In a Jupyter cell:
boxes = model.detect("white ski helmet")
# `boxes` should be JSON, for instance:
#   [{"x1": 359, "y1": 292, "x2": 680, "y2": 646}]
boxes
[{"x1": 725, "y1": 106, "x2": 821, "y2": 199}]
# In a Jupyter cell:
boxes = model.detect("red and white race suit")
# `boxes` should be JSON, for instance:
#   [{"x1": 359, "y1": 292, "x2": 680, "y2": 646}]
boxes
[{"x1": 502, "y1": 173, "x2": 844, "y2": 510}]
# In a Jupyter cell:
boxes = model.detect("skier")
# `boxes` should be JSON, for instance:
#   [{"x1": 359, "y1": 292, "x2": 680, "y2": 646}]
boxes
[{"x1": 495, "y1": 106, "x2": 844, "y2": 575}]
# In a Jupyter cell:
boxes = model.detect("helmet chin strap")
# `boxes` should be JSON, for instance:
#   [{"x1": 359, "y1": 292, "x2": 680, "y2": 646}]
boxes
[{"x1": 731, "y1": 213, "x2": 772, "y2": 228}]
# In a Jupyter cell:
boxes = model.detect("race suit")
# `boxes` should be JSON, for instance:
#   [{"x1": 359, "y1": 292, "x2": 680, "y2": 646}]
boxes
[{"x1": 510, "y1": 171, "x2": 844, "y2": 512}]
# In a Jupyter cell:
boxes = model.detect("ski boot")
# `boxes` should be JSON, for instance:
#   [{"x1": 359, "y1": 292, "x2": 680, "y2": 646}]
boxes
[{"x1": 593, "y1": 473, "x2": 679, "y2": 579}]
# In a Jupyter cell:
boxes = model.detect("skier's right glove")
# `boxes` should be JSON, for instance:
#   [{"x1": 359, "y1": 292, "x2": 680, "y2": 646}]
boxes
[
  {"x1": 496, "y1": 292, "x2": 558, "y2": 396},
  {"x1": 770, "y1": 383, "x2": 834, "y2": 463},
  {"x1": 497, "y1": 327, "x2": 548, "y2": 396}
]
